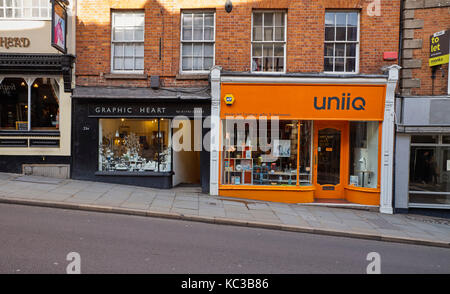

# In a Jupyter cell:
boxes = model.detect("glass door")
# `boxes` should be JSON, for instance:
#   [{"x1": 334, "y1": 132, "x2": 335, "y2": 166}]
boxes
[{"x1": 314, "y1": 122, "x2": 347, "y2": 199}]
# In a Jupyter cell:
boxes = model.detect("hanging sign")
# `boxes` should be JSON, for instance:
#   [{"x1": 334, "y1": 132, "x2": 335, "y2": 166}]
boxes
[
  {"x1": 51, "y1": 0, "x2": 67, "y2": 54},
  {"x1": 429, "y1": 30, "x2": 449, "y2": 67}
]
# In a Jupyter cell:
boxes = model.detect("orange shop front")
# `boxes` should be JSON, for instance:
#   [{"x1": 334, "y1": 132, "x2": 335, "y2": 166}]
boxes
[{"x1": 218, "y1": 82, "x2": 387, "y2": 205}]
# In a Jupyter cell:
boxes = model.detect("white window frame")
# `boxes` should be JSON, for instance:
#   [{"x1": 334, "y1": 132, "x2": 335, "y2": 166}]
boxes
[
  {"x1": 110, "y1": 11, "x2": 145, "y2": 74},
  {"x1": 179, "y1": 10, "x2": 216, "y2": 74},
  {"x1": 251, "y1": 10, "x2": 287, "y2": 74},
  {"x1": 0, "y1": 0, "x2": 51, "y2": 20},
  {"x1": 324, "y1": 11, "x2": 360, "y2": 75}
]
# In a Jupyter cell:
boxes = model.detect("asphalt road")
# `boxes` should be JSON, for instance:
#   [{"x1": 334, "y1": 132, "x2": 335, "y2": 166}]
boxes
[{"x1": 0, "y1": 203, "x2": 449, "y2": 274}]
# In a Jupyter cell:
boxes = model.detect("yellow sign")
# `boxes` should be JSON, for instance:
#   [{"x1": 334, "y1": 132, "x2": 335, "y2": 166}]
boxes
[
  {"x1": 224, "y1": 94, "x2": 235, "y2": 105},
  {"x1": 429, "y1": 54, "x2": 449, "y2": 67},
  {"x1": 429, "y1": 30, "x2": 449, "y2": 67}
]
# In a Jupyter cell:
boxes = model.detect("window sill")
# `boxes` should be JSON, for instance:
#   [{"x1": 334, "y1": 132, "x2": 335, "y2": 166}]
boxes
[
  {"x1": 176, "y1": 73, "x2": 209, "y2": 80},
  {"x1": 95, "y1": 171, "x2": 173, "y2": 177},
  {"x1": 104, "y1": 73, "x2": 148, "y2": 80},
  {"x1": 0, "y1": 130, "x2": 60, "y2": 137},
  {"x1": 250, "y1": 71, "x2": 286, "y2": 75}
]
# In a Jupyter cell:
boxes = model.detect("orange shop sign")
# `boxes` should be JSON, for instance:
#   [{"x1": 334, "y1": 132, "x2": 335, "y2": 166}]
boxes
[{"x1": 221, "y1": 83, "x2": 387, "y2": 121}]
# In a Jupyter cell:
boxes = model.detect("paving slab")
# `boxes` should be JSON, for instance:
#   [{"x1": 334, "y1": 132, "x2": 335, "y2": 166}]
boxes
[
  {"x1": 13, "y1": 175, "x2": 64, "y2": 185},
  {"x1": 173, "y1": 200, "x2": 199, "y2": 210},
  {"x1": 171, "y1": 207, "x2": 199, "y2": 216},
  {"x1": 32, "y1": 192, "x2": 72, "y2": 202}
]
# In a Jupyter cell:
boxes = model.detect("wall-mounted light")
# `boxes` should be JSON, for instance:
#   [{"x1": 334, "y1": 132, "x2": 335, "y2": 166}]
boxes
[
  {"x1": 225, "y1": 0, "x2": 232, "y2": 13},
  {"x1": 43, "y1": 95, "x2": 47, "y2": 100},
  {"x1": 33, "y1": 83, "x2": 38, "y2": 88},
  {"x1": 20, "y1": 81, "x2": 26, "y2": 87}
]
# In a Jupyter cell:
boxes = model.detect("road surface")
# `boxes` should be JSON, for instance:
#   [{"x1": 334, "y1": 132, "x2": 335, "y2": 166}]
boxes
[{"x1": 0, "y1": 203, "x2": 449, "y2": 274}]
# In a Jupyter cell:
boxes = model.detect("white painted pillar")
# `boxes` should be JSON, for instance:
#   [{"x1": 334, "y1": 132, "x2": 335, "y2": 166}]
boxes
[
  {"x1": 209, "y1": 66, "x2": 222, "y2": 195},
  {"x1": 380, "y1": 65, "x2": 401, "y2": 214}
]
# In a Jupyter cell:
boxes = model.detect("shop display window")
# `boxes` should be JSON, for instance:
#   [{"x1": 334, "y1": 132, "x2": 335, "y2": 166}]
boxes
[
  {"x1": 99, "y1": 119, "x2": 171, "y2": 173},
  {"x1": 349, "y1": 122, "x2": 379, "y2": 188},
  {"x1": 0, "y1": 77, "x2": 60, "y2": 131},
  {"x1": 299, "y1": 121, "x2": 313, "y2": 185},
  {"x1": 409, "y1": 135, "x2": 450, "y2": 206},
  {"x1": 0, "y1": 78, "x2": 28, "y2": 130},
  {"x1": 31, "y1": 78, "x2": 59, "y2": 130},
  {"x1": 221, "y1": 119, "x2": 312, "y2": 186}
]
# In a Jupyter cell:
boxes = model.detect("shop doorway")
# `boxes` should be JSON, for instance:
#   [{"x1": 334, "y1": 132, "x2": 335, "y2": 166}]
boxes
[
  {"x1": 313, "y1": 121, "x2": 348, "y2": 199},
  {"x1": 172, "y1": 119, "x2": 201, "y2": 187}
]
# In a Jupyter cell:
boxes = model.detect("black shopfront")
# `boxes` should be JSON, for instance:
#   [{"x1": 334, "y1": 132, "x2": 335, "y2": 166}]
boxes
[{"x1": 71, "y1": 87, "x2": 211, "y2": 191}]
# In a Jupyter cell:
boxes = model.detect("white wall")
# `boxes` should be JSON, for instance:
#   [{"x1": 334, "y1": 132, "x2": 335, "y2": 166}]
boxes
[{"x1": 172, "y1": 119, "x2": 201, "y2": 186}]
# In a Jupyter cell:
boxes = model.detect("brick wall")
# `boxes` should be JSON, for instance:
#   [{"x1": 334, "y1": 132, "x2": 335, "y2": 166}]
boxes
[
  {"x1": 400, "y1": 0, "x2": 450, "y2": 96},
  {"x1": 76, "y1": 0, "x2": 400, "y2": 88}
]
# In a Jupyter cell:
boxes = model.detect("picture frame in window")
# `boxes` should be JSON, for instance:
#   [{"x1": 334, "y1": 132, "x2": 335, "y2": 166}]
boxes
[
  {"x1": 51, "y1": 0, "x2": 67, "y2": 54},
  {"x1": 273, "y1": 139, "x2": 291, "y2": 157}
]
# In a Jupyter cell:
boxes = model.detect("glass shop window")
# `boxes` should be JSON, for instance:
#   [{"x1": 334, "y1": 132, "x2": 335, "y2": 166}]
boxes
[
  {"x1": 222, "y1": 119, "x2": 313, "y2": 186},
  {"x1": 31, "y1": 78, "x2": 59, "y2": 130},
  {"x1": 299, "y1": 121, "x2": 313, "y2": 185},
  {"x1": 349, "y1": 121, "x2": 379, "y2": 188},
  {"x1": 99, "y1": 119, "x2": 172, "y2": 173},
  {"x1": 411, "y1": 135, "x2": 439, "y2": 144},
  {"x1": 409, "y1": 134, "x2": 450, "y2": 206},
  {"x1": 0, "y1": 78, "x2": 28, "y2": 130}
]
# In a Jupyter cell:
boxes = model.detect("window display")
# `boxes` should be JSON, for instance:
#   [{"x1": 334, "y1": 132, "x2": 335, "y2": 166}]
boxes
[
  {"x1": 299, "y1": 121, "x2": 313, "y2": 185},
  {"x1": 349, "y1": 121, "x2": 378, "y2": 188},
  {"x1": 0, "y1": 78, "x2": 28, "y2": 130},
  {"x1": 0, "y1": 77, "x2": 60, "y2": 131},
  {"x1": 31, "y1": 78, "x2": 59, "y2": 130},
  {"x1": 409, "y1": 135, "x2": 450, "y2": 205},
  {"x1": 222, "y1": 120, "x2": 313, "y2": 186},
  {"x1": 99, "y1": 119, "x2": 171, "y2": 173}
]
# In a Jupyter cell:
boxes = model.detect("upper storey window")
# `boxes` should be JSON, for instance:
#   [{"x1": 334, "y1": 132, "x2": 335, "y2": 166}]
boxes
[
  {"x1": 181, "y1": 11, "x2": 215, "y2": 73},
  {"x1": 251, "y1": 11, "x2": 286, "y2": 73},
  {"x1": 324, "y1": 11, "x2": 359, "y2": 73},
  {"x1": 0, "y1": 0, "x2": 51, "y2": 19},
  {"x1": 111, "y1": 11, "x2": 145, "y2": 73}
]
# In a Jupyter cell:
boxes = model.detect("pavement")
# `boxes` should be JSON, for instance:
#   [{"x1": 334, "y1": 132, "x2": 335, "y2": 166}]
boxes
[{"x1": 0, "y1": 172, "x2": 449, "y2": 248}]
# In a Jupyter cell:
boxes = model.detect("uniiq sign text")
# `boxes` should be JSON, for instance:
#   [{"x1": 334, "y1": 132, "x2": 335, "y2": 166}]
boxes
[{"x1": 314, "y1": 93, "x2": 366, "y2": 111}]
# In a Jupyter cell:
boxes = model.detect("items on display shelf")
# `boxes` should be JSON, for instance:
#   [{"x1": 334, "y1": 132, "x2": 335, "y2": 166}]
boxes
[
  {"x1": 99, "y1": 129, "x2": 171, "y2": 172},
  {"x1": 223, "y1": 144, "x2": 297, "y2": 186}
]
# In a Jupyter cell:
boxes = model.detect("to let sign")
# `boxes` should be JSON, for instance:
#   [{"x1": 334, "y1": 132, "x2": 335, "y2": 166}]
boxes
[{"x1": 429, "y1": 30, "x2": 449, "y2": 67}]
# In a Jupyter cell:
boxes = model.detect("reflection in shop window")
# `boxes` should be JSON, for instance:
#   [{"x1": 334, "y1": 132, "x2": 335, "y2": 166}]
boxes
[
  {"x1": 99, "y1": 119, "x2": 171, "y2": 173},
  {"x1": 0, "y1": 78, "x2": 28, "y2": 130},
  {"x1": 349, "y1": 122, "x2": 378, "y2": 188},
  {"x1": 222, "y1": 120, "x2": 313, "y2": 186},
  {"x1": 409, "y1": 135, "x2": 450, "y2": 205},
  {"x1": 411, "y1": 135, "x2": 439, "y2": 144},
  {"x1": 299, "y1": 121, "x2": 313, "y2": 185},
  {"x1": 31, "y1": 78, "x2": 59, "y2": 130}
]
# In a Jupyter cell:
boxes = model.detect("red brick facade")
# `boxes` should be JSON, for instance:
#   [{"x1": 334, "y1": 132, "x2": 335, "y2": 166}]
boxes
[
  {"x1": 76, "y1": 0, "x2": 400, "y2": 88},
  {"x1": 400, "y1": 2, "x2": 450, "y2": 96}
]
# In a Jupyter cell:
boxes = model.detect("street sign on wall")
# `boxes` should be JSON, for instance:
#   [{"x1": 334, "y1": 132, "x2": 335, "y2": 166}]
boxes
[{"x1": 429, "y1": 30, "x2": 449, "y2": 67}]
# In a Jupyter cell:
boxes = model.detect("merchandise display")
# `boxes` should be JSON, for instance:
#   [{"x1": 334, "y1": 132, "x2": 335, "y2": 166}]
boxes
[
  {"x1": 99, "y1": 119, "x2": 172, "y2": 173},
  {"x1": 222, "y1": 120, "x2": 312, "y2": 186}
]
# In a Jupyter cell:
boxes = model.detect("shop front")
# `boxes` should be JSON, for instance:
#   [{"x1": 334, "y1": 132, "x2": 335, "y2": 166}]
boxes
[
  {"x1": 71, "y1": 86, "x2": 211, "y2": 191},
  {"x1": 0, "y1": 2, "x2": 75, "y2": 177},
  {"x1": 395, "y1": 96, "x2": 450, "y2": 211},
  {"x1": 209, "y1": 66, "x2": 400, "y2": 213}
]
